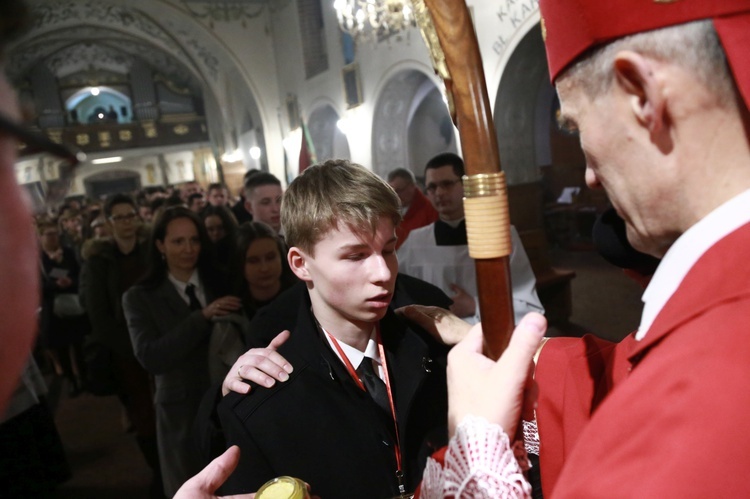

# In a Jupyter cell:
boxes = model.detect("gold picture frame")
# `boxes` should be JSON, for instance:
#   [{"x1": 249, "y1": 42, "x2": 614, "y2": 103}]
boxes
[
  {"x1": 342, "y1": 63, "x2": 363, "y2": 109},
  {"x1": 286, "y1": 94, "x2": 301, "y2": 130}
]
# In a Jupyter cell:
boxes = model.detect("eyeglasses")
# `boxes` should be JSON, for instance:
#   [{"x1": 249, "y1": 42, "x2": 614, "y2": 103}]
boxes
[
  {"x1": 0, "y1": 112, "x2": 84, "y2": 206},
  {"x1": 425, "y1": 179, "x2": 461, "y2": 194},
  {"x1": 109, "y1": 212, "x2": 138, "y2": 223}
]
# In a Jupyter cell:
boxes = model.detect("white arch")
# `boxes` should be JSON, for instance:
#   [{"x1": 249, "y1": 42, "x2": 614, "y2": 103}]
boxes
[
  {"x1": 488, "y1": 11, "x2": 542, "y2": 112},
  {"x1": 370, "y1": 62, "x2": 456, "y2": 178},
  {"x1": 370, "y1": 59, "x2": 442, "y2": 112},
  {"x1": 19, "y1": 1, "x2": 282, "y2": 180}
]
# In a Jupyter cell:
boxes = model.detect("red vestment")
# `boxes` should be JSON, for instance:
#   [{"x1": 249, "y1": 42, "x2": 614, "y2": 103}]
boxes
[
  {"x1": 395, "y1": 189, "x2": 438, "y2": 249},
  {"x1": 552, "y1": 222, "x2": 750, "y2": 497},
  {"x1": 535, "y1": 333, "x2": 636, "y2": 494},
  {"x1": 417, "y1": 223, "x2": 750, "y2": 498}
]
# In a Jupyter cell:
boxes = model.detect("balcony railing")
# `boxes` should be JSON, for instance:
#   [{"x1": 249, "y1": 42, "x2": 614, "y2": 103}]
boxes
[{"x1": 22, "y1": 114, "x2": 210, "y2": 156}]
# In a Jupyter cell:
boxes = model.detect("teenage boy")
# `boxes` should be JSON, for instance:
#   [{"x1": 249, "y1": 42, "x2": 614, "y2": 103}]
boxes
[
  {"x1": 206, "y1": 183, "x2": 230, "y2": 207},
  {"x1": 218, "y1": 160, "x2": 448, "y2": 498},
  {"x1": 243, "y1": 172, "x2": 283, "y2": 234}
]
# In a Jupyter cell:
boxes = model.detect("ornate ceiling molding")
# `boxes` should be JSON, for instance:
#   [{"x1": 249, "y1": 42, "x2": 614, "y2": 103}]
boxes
[
  {"x1": 10, "y1": 0, "x2": 273, "y2": 159},
  {"x1": 13, "y1": 0, "x2": 223, "y2": 86},
  {"x1": 29, "y1": 1, "x2": 177, "y2": 49}
]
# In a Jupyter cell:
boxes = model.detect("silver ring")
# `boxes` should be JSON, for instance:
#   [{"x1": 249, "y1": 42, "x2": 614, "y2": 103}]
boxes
[{"x1": 237, "y1": 365, "x2": 244, "y2": 378}]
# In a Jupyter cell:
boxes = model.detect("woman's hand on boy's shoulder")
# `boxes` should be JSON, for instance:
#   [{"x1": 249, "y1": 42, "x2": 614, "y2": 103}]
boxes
[{"x1": 222, "y1": 330, "x2": 295, "y2": 396}]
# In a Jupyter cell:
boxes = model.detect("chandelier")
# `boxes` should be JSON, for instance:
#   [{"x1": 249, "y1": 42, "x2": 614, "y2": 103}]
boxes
[{"x1": 333, "y1": 0, "x2": 416, "y2": 42}]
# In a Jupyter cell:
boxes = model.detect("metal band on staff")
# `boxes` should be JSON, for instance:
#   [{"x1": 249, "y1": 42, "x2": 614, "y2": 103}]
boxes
[{"x1": 463, "y1": 172, "x2": 512, "y2": 259}]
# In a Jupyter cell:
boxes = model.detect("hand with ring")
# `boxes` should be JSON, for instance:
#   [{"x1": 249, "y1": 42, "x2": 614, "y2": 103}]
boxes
[
  {"x1": 222, "y1": 330, "x2": 294, "y2": 396},
  {"x1": 395, "y1": 304, "x2": 472, "y2": 346}
]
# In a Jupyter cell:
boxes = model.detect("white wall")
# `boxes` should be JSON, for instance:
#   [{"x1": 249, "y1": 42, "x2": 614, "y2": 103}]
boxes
[{"x1": 260, "y1": 0, "x2": 544, "y2": 177}]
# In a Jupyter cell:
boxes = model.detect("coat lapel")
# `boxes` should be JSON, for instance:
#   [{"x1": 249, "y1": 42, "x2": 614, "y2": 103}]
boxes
[
  {"x1": 286, "y1": 298, "x2": 434, "y2": 423},
  {"x1": 155, "y1": 279, "x2": 191, "y2": 318},
  {"x1": 380, "y1": 311, "x2": 431, "y2": 432}
]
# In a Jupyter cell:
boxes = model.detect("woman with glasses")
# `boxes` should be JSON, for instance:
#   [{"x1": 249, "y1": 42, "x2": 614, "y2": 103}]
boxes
[
  {"x1": 37, "y1": 218, "x2": 88, "y2": 397},
  {"x1": 123, "y1": 207, "x2": 241, "y2": 497}
]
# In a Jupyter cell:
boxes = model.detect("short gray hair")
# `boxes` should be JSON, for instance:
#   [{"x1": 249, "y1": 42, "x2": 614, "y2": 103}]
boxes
[
  {"x1": 386, "y1": 168, "x2": 415, "y2": 184},
  {"x1": 560, "y1": 20, "x2": 738, "y2": 108}
]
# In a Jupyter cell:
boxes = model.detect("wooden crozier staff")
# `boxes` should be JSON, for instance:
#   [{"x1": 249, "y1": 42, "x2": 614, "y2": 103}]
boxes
[{"x1": 413, "y1": 0, "x2": 514, "y2": 360}]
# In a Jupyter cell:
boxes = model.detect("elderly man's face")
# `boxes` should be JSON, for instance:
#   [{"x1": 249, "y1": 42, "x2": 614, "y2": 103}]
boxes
[
  {"x1": 557, "y1": 79, "x2": 674, "y2": 257},
  {"x1": 388, "y1": 176, "x2": 416, "y2": 207}
]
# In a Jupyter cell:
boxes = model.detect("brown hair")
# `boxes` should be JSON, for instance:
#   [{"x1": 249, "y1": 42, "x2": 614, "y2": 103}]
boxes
[
  {"x1": 282, "y1": 159, "x2": 401, "y2": 255},
  {"x1": 36, "y1": 218, "x2": 57, "y2": 234}
]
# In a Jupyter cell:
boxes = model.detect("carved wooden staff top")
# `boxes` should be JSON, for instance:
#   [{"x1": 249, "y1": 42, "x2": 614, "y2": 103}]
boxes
[{"x1": 413, "y1": 0, "x2": 514, "y2": 360}]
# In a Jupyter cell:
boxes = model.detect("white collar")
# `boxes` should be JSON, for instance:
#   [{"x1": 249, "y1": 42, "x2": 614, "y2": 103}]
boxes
[
  {"x1": 167, "y1": 270, "x2": 200, "y2": 291},
  {"x1": 638, "y1": 189, "x2": 750, "y2": 340},
  {"x1": 440, "y1": 217, "x2": 464, "y2": 229},
  {"x1": 322, "y1": 326, "x2": 380, "y2": 369}
]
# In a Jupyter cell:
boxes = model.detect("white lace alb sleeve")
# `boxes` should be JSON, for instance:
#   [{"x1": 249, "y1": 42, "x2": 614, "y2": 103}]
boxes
[{"x1": 421, "y1": 415, "x2": 531, "y2": 499}]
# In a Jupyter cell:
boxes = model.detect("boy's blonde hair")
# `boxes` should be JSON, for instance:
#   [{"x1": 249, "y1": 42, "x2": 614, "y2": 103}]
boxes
[{"x1": 282, "y1": 159, "x2": 401, "y2": 255}]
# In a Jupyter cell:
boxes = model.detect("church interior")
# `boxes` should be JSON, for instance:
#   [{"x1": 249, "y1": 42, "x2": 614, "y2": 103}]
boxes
[{"x1": 9, "y1": 0, "x2": 646, "y2": 495}]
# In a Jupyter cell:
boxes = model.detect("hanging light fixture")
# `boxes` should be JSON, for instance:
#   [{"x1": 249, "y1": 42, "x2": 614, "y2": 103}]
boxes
[{"x1": 333, "y1": 0, "x2": 416, "y2": 43}]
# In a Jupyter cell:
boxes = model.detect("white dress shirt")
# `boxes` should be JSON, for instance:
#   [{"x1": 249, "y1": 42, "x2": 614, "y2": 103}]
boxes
[
  {"x1": 322, "y1": 326, "x2": 385, "y2": 380},
  {"x1": 638, "y1": 189, "x2": 750, "y2": 339},
  {"x1": 167, "y1": 271, "x2": 206, "y2": 309}
]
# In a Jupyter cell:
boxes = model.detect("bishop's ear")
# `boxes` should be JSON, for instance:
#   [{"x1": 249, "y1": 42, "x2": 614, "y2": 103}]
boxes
[
  {"x1": 613, "y1": 50, "x2": 666, "y2": 135},
  {"x1": 287, "y1": 247, "x2": 311, "y2": 281}
]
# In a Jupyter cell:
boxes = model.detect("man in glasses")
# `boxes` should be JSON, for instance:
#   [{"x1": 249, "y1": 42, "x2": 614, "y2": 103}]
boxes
[
  {"x1": 83, "y1": 194, "x2": 164, "y2": 495},
  {"x1": 397, "y1": 152, "x2": 543, "y2": 324}
]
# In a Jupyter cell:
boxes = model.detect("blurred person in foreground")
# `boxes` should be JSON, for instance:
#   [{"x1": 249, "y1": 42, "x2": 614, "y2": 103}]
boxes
[{"x1": 0, "y1": 1, "x2": 72, "y2": 495}]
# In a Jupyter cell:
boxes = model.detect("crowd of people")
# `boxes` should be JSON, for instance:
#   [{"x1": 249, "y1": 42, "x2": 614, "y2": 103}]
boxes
[
  {"x1": 26, "y1": 169, "x2": 298, "y2": 496},
  {"x1": 29, "y1": 147, "x2": 544, "y2": 497}
]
